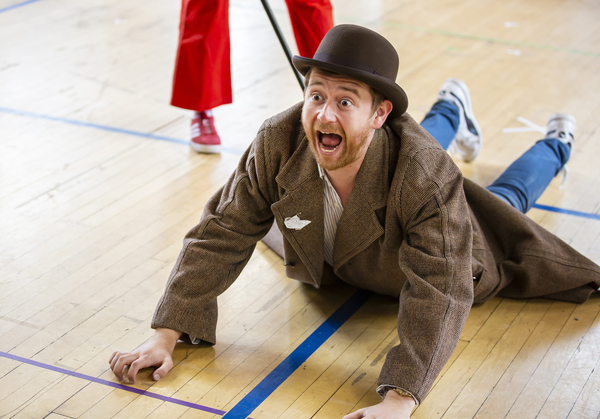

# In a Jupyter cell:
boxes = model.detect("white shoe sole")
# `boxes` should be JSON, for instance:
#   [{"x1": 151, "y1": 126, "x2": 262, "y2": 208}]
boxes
[
  {"x1": 446, "y1": 78, "x2": 482, "y2": 162},
  {"x1": 190, "y1": 142, "x2": 221, "y2": 153}
]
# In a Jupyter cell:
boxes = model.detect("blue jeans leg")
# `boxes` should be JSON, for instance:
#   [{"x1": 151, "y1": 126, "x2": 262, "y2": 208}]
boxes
[
  {"x1": 420, "y1": 100, "x2": 460, "y2": 150},
  {"x1": 420, "y1": 100, "x2": 569, "y2": 214},
  {"x1": 486, "y1": 139, "x2": 571, "y2": 213}
]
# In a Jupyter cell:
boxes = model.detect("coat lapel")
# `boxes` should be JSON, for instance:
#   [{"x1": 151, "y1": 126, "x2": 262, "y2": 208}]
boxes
[
  {"x1": 333, "y1": 128, "x2": 390, "y2": 271},
  {"x1": 271, "y1": 132, "x2": 325, "y2": 285}
]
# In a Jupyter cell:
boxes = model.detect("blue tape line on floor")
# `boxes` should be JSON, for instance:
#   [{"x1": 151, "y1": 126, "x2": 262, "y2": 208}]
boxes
[
  {"x1": 222, "y1": 289, "x2": 372, "y2": 419},
  {"x1": 0, "y1": 351, "x2": 226, "y2": 415},
  {"x1": 533, "y1": 203, "x2": 600, "y2": 221},
  {"x1": 0, "y1": 0, "x2": 43, "y2": 14},
  {"x1": 0, "y1": 106, "x2": 245, "y2": 155}
]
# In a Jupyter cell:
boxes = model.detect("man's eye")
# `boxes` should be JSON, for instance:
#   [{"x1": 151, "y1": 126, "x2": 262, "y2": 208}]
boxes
[
  {"x1": 340, "y1": 99, "x2": 351, "y2": 107},
  {"x1": 312, "y1": 94, "x2": 322, "y2": 101}
]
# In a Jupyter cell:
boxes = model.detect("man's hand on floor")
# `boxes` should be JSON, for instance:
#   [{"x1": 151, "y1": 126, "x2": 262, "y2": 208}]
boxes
[
  {"x1": 343, "y1": 389, "x2": 415, "y2": 419},
  {"x1": 109, "y1": 327, "x2": 181, "y2": 384}
]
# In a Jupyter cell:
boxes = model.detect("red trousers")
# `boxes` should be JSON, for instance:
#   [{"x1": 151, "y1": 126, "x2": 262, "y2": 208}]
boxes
[{"x1": 170, "y1": 0, "x2": 333, "y2": 112}]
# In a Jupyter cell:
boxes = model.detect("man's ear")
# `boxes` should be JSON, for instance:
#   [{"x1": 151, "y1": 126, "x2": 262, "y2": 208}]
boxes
[{"x1": 372, "y1": 100, "x2": 393, "y2": 129}]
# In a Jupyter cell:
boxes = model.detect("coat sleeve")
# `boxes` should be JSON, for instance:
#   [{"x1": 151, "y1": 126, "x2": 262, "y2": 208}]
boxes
[
  {"x1": 377, "y1": 148, "x2": 474, "y2": 403},
  {"x1": 151, "y1": 126, "x2": 277, "y2": 345}
]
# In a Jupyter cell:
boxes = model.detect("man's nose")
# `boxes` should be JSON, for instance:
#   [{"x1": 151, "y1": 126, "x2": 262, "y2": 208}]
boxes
[{"x1": 318, "y1": 101, "x2": 336, "y2": 123}]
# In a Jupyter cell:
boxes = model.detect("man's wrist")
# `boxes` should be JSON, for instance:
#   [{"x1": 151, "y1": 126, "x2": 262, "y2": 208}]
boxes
[
  {"x1": 154, "y1": 328, "x2": 182, "y2": 349},
  {"x1": 376, "y1": 384, "x2": 419, "y2": 405},
  {"x1": 381, "y1": 387, "x2": 416, "y2": 415}
]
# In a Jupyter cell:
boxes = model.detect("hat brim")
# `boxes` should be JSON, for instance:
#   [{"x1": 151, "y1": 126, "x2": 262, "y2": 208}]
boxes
[{"x1": 293, "y1": 55, "x2": 408, "y2": 118}]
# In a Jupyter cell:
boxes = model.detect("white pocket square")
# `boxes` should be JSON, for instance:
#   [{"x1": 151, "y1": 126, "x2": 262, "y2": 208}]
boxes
[{"x1": 284, "y1": 215, "x2": 311, "y2": 230}]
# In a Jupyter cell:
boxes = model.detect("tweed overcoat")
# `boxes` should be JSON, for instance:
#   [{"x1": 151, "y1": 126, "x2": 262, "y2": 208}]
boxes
[{"x1": 152, "y1": 102, "x2": 600, "y2": 403}]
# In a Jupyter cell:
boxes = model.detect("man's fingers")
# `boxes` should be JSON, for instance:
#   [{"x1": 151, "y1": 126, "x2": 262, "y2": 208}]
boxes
[
  {"x1": 109, "y1": 352, "x2": 124, "y2": 379},
  {"x1": 152, "y1": 356, "x2": 174, "y2": 381},
  {"x1": 109, "y1": 351, "x2": 126, "y2": 367},
  {"x1": 110, "y1": 353, "x2": 139, "y2": 381},
  {"x1": 127, "y1": 356, "x2": 152, "y2": 384}
]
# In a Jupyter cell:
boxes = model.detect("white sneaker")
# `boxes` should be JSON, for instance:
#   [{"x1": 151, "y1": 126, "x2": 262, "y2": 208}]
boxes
[
  {"x1": 544, "y1": 113, "x2": 576, "y2": 188},
  {"x1": 437, "y1": 78, "x2": 482, "y2": 162},
  {"x1": 545, "y1": 113, "x2": 576, "y2": 148}
]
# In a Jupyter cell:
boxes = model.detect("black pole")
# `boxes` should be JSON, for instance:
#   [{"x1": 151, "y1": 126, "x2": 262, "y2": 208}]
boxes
[{"x1": 259, "y1": 0, "x2": 305, "y2": 91}]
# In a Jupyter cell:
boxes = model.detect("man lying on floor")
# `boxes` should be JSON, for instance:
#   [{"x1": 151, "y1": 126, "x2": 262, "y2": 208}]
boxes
[{"x1": 109, "y1": 24, "x2": 600, "y2": 418}]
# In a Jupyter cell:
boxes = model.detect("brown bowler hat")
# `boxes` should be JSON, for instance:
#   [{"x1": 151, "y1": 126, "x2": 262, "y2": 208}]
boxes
[{"x1": 292, "y1": 24, "x2": 408, "y2": 117}]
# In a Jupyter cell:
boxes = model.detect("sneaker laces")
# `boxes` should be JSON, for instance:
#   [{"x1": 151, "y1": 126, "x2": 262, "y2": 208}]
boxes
[
  {"x1": 202, "y1": 117, "x2": 214, "y2": 134},
  {"x1": 456, "y1": 132, "x2": 479, "y2": 147}
]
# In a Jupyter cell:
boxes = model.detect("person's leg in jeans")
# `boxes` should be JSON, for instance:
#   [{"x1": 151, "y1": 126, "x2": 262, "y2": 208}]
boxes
[
  {"x1": 487, "y1": 114, "x2": 575, "y2": 213},
  {"x1": 421, "y1": 100, "x2": 460, "y2": 150},
  {"x1": 419, "y1": 80, "x2": 576, "y2": 215},
  {"x1": 421, "y1": 78, "x2": 483, "y2": 162}
]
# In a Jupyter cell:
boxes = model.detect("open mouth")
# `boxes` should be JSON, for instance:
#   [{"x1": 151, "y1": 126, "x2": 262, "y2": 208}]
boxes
[{"x1": 318, "y1": 131, "x2": 343, "y2": 153}]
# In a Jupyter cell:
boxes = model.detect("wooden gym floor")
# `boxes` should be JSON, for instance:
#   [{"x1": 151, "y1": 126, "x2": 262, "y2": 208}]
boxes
[{"x1": 1, "y1": 0, "x2": 600, "y2": 417}]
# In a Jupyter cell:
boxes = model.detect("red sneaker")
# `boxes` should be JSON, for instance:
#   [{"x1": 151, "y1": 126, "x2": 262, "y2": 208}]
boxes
[{"x1": 190, "y1": 110, "x2": 221, "y2": 153}]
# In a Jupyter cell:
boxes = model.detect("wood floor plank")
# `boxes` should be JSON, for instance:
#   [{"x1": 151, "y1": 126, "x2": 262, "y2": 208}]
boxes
[
  {"x1": 0, "y1": 368, "x2": 64, "y2": 417},
  {"x1": 569, "y1": 357, "x2": 600, "y2": 418},
  {"x1": 0, "y1": 176, "x2": 226, "y2": 324},
  {"x1": 11, "y1": 376, "x2": 88, "y2": 419},
  {"x1": 78, "y1": 389, "x2": 139, "y2": 419},
  {"x1": 0, "y1": 147, "x2": 211, "y2": 277},
  {"x1": 53, "y1": 380, "x2": 113, "y2": 418},
  {"x1": 505, "y1": 301, "x2": 600, "y2": 418},
  {"x1": 0, "y1": 153, "x2": 232, "y2": 284},
  {"x1": 445, "y1": 300, "x2": 552, "y2": 418},
  {"x1": 413, "y1": 299, "x2": 527, "y2": 418},
  {"x1": 473, "y1": 301, "x2": 576, "y2": 418},
  {"x1": 0, "y1": 364, "x2": 45, "y2": 405},
  {"x1": 536, "y1": 307, "x2": 600, "y2": 419}
]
